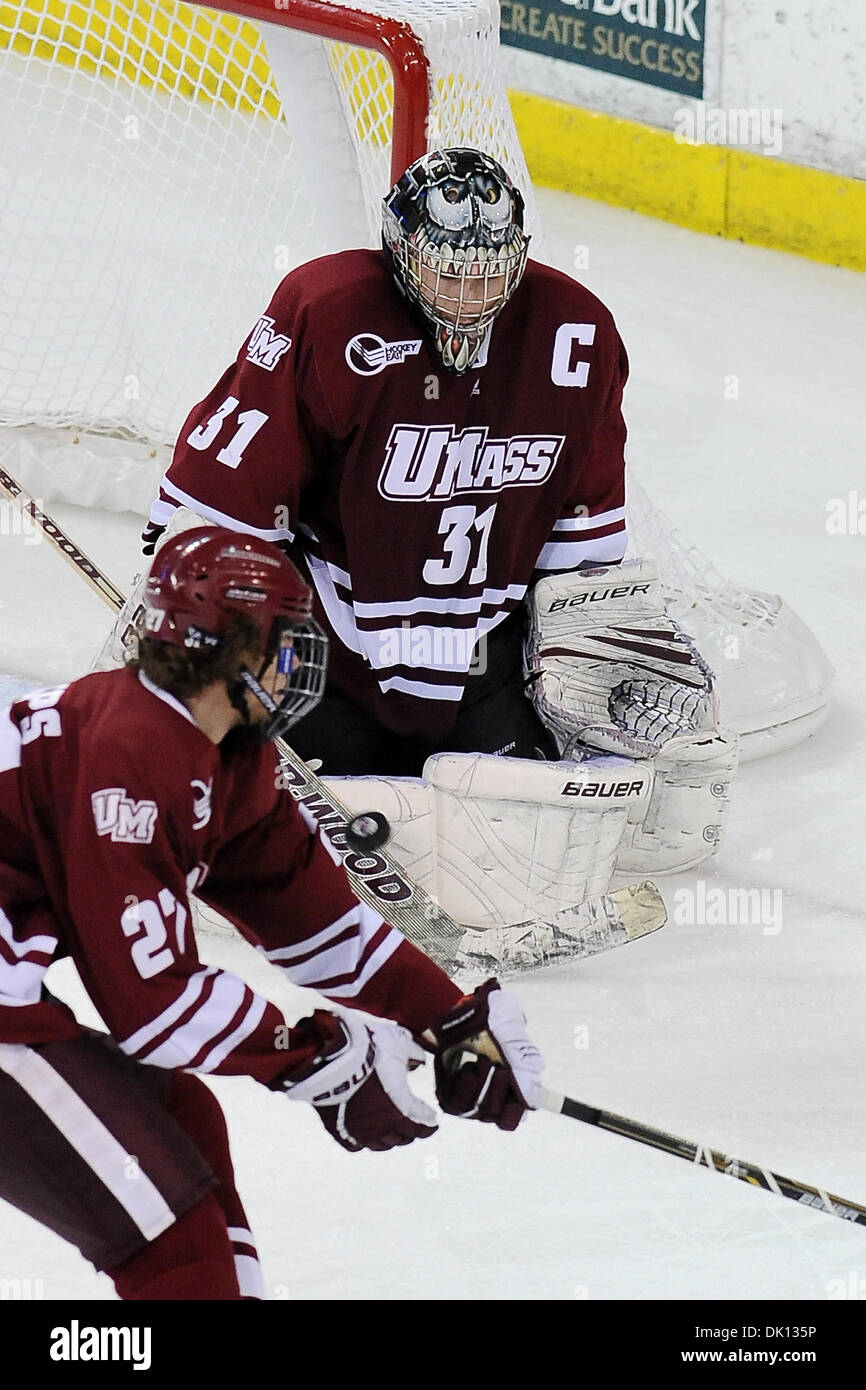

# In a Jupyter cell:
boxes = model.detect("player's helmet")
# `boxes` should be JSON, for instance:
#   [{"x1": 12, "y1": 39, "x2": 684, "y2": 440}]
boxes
[
  {"x1": 144, "y1": 527, "x2": 327, "y2": 741},
  {"x1": 382, "y1": 147, "x2": 529, "y2": 374}
]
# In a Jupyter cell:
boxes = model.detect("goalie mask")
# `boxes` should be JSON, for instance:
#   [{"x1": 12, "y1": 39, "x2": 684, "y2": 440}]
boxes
[
  {"x1": 144, "y1": 526, "x2": 328, "y2": 742},
  {"x1": 382, "y1": 147, "x2": 529, "y2": 374}
]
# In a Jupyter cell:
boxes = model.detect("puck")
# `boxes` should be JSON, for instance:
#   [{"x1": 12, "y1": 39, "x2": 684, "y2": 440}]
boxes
[{"x1": 344, "y1": 811, "x2": 391, "y2": 853}]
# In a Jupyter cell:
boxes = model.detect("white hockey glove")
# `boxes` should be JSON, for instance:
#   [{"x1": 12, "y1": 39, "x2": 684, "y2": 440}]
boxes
[
  {"x1": 526, "y1": 560, "x2": 739, "y2": 872},
  {"x1": 274, "y1": 1011, "x2": 438, "y2": 1152},
  {"x1": 526, "y1": 558, "x2": 718, "y2": 759}
]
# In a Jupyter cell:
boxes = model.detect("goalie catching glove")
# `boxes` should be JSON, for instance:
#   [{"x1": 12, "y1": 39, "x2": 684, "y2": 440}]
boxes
[
  {"x1": 273, "y1": 1011, "x2": 437, "y2": 1152},
  {"x1": 526, "y1": 557, "x2": 719, "y2": 759},
  {"x1": 525, "y1": 559, "x2": 739, "y2": 871},
  {"x1": 426, "y1": 980, "x2": 545, "y2": 1131}
]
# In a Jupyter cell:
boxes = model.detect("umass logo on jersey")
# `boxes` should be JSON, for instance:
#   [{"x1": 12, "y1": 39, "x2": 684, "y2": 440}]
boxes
[
  {"x1": 379, "y1": 423, "x2": 565, "y2": 500},
  {"x1": 91, "y1": 788, "x2": 158, "y2": 845},
  {"x1": 345, "y1": 332, "x2": 422, "y2": 376},
  {"x1": 246, "y1": 315, "x2": 292, "y2": 371}
]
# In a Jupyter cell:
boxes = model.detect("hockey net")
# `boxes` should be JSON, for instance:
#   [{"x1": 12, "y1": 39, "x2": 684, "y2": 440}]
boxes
[{"x1": 0, "y1": 0, "x2": 833, "y2": 757}]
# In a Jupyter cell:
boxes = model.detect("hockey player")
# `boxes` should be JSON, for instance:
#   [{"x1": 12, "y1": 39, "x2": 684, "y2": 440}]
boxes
[
  {"x1": 0, "y1": 527, "x2": 544, "y2": 1300},
  {"x1": 130, "y1": 148, "x2": 734, "y2": 920},
  {"x1": 141, "y1": 147, "x2": 631, "y2": 776}
]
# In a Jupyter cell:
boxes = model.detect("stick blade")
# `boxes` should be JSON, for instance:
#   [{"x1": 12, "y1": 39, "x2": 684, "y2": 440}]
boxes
[
  {"x1": 455, "y1": 880, "x2": 666, "y2": 977},
  {"x1": 616, "y1": 880, "x2": 668, "y2": 940}
]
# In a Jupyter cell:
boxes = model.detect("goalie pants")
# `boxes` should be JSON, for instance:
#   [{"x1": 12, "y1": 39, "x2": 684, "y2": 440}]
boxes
[
  {"x1": 0, "y1": 1031, "x2": 262, "y2": 1299},
  {"x1": 291, "y1": 609, "x2": 558, "y2": 776}
]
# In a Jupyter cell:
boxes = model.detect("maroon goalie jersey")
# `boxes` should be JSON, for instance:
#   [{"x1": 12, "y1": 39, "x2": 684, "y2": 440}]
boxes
[
  {"x1": 0, "y1": 672, "x2": 460, "y2": 1080},
  {"x1": 151, "y1": 250, "x2": 628, "y2": 740}
]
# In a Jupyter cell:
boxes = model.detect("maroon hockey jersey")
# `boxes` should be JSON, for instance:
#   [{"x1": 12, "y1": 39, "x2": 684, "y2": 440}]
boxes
[
  {"x1": 0, "y1": 672, "x2": 460, "y2": 1082},
  {"x1": 150, "y1": 250, "x2": 628, "y2": 739}
]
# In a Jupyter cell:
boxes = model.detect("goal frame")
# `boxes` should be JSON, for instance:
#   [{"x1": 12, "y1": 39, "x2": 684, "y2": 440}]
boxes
[{"x1": 209, "y1": 0, "x2": 430, "y2": 185}]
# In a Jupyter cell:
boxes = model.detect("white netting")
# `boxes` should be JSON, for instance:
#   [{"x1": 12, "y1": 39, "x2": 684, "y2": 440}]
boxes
[
  {"x1": 321, "y1": 1, "x2": 543, "y2": 244},
  {"x1": 0, "y1": 0, "x2": 540, "y2": 444},
  {"x1": 625, "y1": 474, "x2": 833, "y2": 753}
]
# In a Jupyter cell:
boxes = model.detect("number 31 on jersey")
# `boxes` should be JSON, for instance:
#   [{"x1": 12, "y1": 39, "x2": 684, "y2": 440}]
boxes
[{"x1": 186, "y1": 396, "x2": 269, "y2": 469}]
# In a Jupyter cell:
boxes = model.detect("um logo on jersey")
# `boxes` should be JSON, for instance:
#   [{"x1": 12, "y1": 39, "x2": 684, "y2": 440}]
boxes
[
  {"x1": 92, "y1": 787, "x2": 158, "y2": 844},
  {"x1": 246, "y1": 315, "x2": 292, "y2": 371},
  {"x1": 378, "y1": 424, "x2": 565, "y2": 501}
]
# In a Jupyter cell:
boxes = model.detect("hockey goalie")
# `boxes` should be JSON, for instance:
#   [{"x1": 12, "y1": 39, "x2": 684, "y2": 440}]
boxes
[
  {"x1": 101, "y1": 148, "x2": 745, "y2": 935},
  {"x1": 330, "y1": 556, "x2": 737, "y2": 931}
]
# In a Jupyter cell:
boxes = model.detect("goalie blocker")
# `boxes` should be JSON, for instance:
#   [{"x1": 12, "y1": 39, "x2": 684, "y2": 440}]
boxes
[{"x1": 525, "y1": 559, "x2": 738, "y2": 873}]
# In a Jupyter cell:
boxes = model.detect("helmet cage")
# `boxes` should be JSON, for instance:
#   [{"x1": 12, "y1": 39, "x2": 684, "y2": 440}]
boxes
[
  {"x1": 239, "y1": 616, "x2": 328, "y2": 744},
  {"x1": 383, "y1": 148, "x2": 529, "y2": 373},
  {"x1": 390, "y1": 236, "x2": 527, "y2": 366},
  {"x1": 143, "y1": 528, "x2": 328, "y2": 741}
]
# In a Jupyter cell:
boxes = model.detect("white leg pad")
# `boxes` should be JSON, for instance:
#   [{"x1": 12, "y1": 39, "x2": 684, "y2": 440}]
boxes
[
  {"x1": 429, "y1": 753, "x2": 652, "y2": 928},
  {"x1": 327, "y1": 756, "x2": 653, "y2": 929},
  {"x1": 615, "y1": 729, "x2": 739, "y2": 874}
]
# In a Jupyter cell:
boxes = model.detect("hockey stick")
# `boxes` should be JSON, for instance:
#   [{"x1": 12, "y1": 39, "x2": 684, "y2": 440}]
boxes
[
  {"x1": 540, "y1": 1090, "x2": 866, "y2": 1225},
  {"x1": 0, "y1": 464, "x2": 666, "y2": 975},
  {"x1": 0, "y1": 472, "x2": 127, "y2": 611},
  {"x1": 445, "y1": 1036, "x2": 866, "y2": 1228}
]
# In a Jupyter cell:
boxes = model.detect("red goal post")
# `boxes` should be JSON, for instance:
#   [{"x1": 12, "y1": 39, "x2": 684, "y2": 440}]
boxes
[{"x1": 216, "y1": 0, "x2": 430, "y2": 186}]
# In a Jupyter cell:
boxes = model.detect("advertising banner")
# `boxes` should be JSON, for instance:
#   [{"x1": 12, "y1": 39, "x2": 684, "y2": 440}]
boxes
[{"x1": 501, "y1": 1, "x2": 706, "y2": 98}]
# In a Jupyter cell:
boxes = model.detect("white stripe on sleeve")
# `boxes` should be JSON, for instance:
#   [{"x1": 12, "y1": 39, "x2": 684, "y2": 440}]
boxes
[
  {"x1": 319, "y1": 930, "x2": 403, "y2": 1000},
  {"x1": 265, "y1": 903, "x2": 403, "y2": 998},
  {"x1": 265, "y1": 904, "x2": 378, "y2": 965},
  {"x1": 197, "y1": 993, "x2": 269, "y2": 1074},
  {"x1": 159, "y1": 478, "x2": 294, "y2": 543},
  {"x1": 535, "y1": 530, "x2": 628, "y2": 570},
  {"x1": 126, "y1": 972, "x2": 258, "y2": 1070},
  {"x1": 0, "y1": 907, "x2": 57, "y2": 1007},
  {"x1": 550, "y1": 505, "x2": 626, "y2": 532},
  {"x1": 120, "y1": 968, "x2": 220, "y2": 1057}
]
